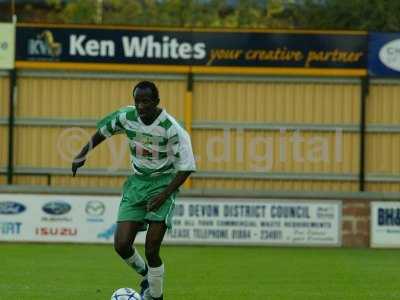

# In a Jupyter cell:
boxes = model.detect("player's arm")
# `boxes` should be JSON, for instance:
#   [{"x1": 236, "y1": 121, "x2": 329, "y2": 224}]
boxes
[
  {"x1": 71, "y1": 130, "x2": 106, "y2": 176},
  {"x1": 72, "y1": 110, "x2": 126, "y2": 176},
  {"x1": 147, "y1": 171, "x2": 193, "y2": 211}
]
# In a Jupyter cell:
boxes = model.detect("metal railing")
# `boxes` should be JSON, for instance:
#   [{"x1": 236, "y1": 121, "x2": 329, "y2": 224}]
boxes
[{"x1": 1, "y1": 71, "x2": 400, "y2": 195}]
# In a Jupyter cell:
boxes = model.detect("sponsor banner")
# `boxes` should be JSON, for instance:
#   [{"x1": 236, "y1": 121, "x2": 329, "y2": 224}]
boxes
[
  {"x1": 165, "y1": 199, "x2": 341, "y2": 246},
  {"x1": 0, "y1": 194, "x2": 341, "y2": 246},
  {"x1": 0, "y1": 22, "x2": 15, "y2": 69},
  {"x1": 16, "y1": 25, "x2": 366, "y2": 71},
  {"x1": 368, "y1": 33, "x2": 400, "y2": 76},
  {"x1": 0, "y1": 194, "x2": 118, "y2": 243},
  {"x1": 371, "y1": 202, "x2": 400, "y2": 248}
]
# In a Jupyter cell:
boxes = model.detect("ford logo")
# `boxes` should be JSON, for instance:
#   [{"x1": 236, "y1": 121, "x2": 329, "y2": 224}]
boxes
[
  {"x1": 0, "y1": 201, "x2": 26, "y2": 215},
  {"x1": 379, "y1": 39, "x2": 400, "y2": 71},
  {"x1": 42, "y1": 201, "x2": 71, "y2": 215}
]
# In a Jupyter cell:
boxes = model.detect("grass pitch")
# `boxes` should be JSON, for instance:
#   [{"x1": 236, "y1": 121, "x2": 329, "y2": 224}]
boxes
[{"x1": 0, "y1": 243, "x2": 399, "y2": 300}]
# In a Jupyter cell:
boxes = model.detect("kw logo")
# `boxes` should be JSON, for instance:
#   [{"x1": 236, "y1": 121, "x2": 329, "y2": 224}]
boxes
[{"x1": 28, "y1": 30, "x2": 62, "y2": 57}]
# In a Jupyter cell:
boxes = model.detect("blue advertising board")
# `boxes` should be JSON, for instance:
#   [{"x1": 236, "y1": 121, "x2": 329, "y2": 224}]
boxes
[
  {"x1": 15, "y1": 25, "x2": 367, "y2": 75},
  {"x1": 368, "y1": 33, "x2": 400, "y2": 77}
]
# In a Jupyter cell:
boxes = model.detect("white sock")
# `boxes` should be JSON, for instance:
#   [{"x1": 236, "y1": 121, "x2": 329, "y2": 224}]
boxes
[
  {"x1": 148, "y1": 264, "x2": 164, "y2": 298},
  {"x1": 124, "y1": 249, "x2": 147, "y2": 276}
]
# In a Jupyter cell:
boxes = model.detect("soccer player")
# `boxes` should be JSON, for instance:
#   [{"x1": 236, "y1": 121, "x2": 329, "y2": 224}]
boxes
[{"x1": 71, "y1": 81, "x2": 196, "y2": 300}]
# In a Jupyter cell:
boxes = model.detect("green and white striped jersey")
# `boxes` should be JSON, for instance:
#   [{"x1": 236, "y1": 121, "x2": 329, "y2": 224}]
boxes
[{"x1": 98, "y1": 106, "x2": 196, "y2": 176}]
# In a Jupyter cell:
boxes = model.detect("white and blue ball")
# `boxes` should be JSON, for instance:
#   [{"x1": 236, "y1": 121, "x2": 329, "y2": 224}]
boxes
[{"x1": 111, "y1": 287, "x2": 141, "y2": 300}]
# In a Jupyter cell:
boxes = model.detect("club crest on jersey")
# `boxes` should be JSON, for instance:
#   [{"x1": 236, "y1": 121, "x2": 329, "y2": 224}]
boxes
[{"x1": 143, "y1": 136, "x2": 152, "y2": 146}]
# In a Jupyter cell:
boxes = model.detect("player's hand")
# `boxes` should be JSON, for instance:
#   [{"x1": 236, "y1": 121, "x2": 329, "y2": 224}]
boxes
[
  {"x1": 72, "y1": 155, "x2": 86, "y2": 177},
  {"x1": 147, "y1": 192, "x2": 168, "y2": 212}
]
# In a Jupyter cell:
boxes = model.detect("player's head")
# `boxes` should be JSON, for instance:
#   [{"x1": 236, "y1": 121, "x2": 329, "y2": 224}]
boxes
[
  {"x1": 132, "y1": 81, "x2": 160, "y2": 121},
  {"x1": 132, "y1": 81, "x2": 159, "y2": 104}
]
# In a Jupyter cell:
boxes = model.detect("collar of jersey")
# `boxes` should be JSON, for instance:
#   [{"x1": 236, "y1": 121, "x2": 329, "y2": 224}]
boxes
[{"x1": 137, "y1": 108, "x2": 165, "y2": 130}]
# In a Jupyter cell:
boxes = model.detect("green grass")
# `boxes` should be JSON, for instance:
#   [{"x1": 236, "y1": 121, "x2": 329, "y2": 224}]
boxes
[{"x1": 0, "y1": 243, "x2": 399, "y2": 300}]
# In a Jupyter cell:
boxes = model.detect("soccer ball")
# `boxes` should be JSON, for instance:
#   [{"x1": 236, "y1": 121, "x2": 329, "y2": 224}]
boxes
[{"x1": 111, "y1": 287, "x2": 141, "y2": 300}]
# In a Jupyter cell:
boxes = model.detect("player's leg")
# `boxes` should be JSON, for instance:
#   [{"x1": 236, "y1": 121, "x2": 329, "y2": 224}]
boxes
[
  {"x1": 115, "y1": 175, "x2": 149, "y2": 279},
  {"x1": 142, "y1": 174, "x2": 176, "y2": 299},
  {"x1": 114, "y1": 221, "x2": 148, "y2": 277},
  {"x1": 143, "y1": 221, "x2": 167, "y2": 300}
]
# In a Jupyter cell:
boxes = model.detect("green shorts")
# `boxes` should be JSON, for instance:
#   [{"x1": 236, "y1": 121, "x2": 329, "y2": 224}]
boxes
[{"x1": 118, "y1": 173, "x2": 177, "y2": 229}]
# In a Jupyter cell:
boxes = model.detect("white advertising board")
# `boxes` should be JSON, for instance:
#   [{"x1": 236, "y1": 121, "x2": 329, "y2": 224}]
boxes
[
  {"x1": 371, "y1": 201, "x2": 400, "y2": 248},
  {"x1": 0, "y1": 194, "x2": 119, "y2": 243},
  {"x1": 0, "y1": 194, "x2": 341, "y2": 246},
  {"x1": 0, "y1": 22, "x2": 15, "y2": 69}
]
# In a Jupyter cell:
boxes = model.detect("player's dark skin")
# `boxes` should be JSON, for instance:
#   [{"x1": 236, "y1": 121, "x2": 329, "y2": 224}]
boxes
[{"x1": 72, "y1": 86, "x2": 192, "y2": 268}]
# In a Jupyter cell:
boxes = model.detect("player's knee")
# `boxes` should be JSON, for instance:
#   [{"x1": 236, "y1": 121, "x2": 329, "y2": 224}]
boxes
[{"x1": 114, "y1": 238, "x2": 131, "y2": 258}]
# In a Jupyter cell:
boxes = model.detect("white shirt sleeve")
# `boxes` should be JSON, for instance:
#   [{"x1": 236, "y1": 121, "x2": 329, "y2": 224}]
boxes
[
  {"x1": 99, "y1": 112, "x2": 125, "y2": 138},
  {"x1": 170, "y1": 126, "x2": 196, "y2": 172}
]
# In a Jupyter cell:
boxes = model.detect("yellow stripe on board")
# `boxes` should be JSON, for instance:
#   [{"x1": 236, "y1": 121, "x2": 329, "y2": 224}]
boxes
[
  {"x1": 192, "y1": 66, "x2": 367, "y2": 77},
  {"x1": 190, "y1": 28, "x2": 367, "y2": 35},
  {"x1": 17, "y1": 23, "x2": 367, "y2": 35},
  {"x1": 184, "y1": 90, "x2": 193, "y2": 189},
  {"x1": 16, "y1": 61, "x2": 366, "y2": 77},
  {"x1": 18, "y1": 22, "x2": 194, "y2": 32},
  {"x1": 184, "y1": 91, "x2": 193, "y2": 136},
  {"x1": 16, "y1": 61, "x2": 190, "y2": 74}
]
